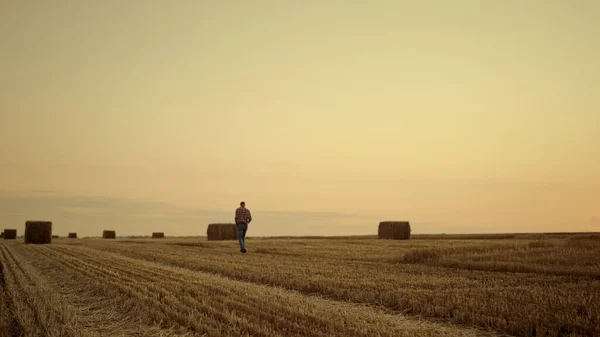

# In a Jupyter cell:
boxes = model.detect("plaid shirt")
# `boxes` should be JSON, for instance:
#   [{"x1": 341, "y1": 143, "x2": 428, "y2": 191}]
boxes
[{"x1": 235, "y1": 207, "x2": 252, "y2": 225}]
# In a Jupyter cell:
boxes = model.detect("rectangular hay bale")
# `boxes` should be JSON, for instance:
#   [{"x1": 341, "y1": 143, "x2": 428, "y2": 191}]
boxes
[
  {"x1": 206, "y1": 223, "x2": 237, "y2": 241},
  {"x1": 102, "y1": 230, "x2": 116, "y2": 239},
  {"x1": 68, "y1": 233, "x2": 77, "y2": 238},
  {"x1": 152, "y1": 232, "x2": 165, "y2": 239},
  {"x1": 24, "y1": 221, "x2": 53, "y2": 244},
  {"x1": 3, "y1": 229, "x2": 17, "y2": 240},
  {"x1": 378, "y1": 221, "x2": 411, "y2": 240}
]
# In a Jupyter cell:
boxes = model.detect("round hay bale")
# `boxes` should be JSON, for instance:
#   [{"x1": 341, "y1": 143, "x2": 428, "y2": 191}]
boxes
[
  {"x1": 152, "y1": 232, "x2": 165, "y2": 239},
  {"x1": 378, "y1": 221, "x2": 411, "y2": 240},
  {"x1": 102, "y1": 230, "x2": 116, "y2": 239},
  {"x1": 24, "y1": 221, "x2": 53, "y2": 244}
]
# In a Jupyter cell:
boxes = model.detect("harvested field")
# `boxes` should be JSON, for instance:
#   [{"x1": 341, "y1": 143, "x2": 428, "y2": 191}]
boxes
[{"x1": 1, "y1": 236, "x2": 599, "y2": 337}]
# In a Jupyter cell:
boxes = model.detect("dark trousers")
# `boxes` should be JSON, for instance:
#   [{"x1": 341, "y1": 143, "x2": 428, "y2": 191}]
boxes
[{"x1": 236, "y1": 224, "x2": 248, "y2": 251}]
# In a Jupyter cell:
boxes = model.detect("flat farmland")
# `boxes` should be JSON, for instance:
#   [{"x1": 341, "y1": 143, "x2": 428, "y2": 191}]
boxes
[{"x1": 1, "y1": 235, "x2": 598, "y2": 337}]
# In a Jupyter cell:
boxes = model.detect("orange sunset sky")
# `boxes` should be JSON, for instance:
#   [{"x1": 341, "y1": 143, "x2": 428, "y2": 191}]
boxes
[{"x1": 1, "y1": 1, "x2": 599, "y2": 237}]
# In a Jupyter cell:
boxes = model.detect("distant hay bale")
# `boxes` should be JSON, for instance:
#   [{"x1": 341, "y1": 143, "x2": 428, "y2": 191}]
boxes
[
  {"x1": 68, "y1": 232, "x2": 77, "y2": 238},
  {"x1": 378, "y1": 221, "x2": 411, "y2": 240},
  {"x1": 3, "y1": 229, "x2": 17, "y2": 240},
  {"x1": 24, "y1": 221, "x2": 53, "y2": 244},
  {"x1": 51, "y1": 235, "x2": 59, "y2": 239},
  {"x1": 206, "y1": 223, "x2": 237, "y2": 241},
  {"x1": 152, "y1": 232, "x2": 165, "y2": 239},
  {"x1": 102, "y1": 230, "x2": 116, "y2": 239}
]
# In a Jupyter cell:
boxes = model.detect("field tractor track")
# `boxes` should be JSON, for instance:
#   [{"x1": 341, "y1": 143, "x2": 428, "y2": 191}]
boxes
[
  {"x1": 28, "y1": 246, "x2": 345, "y2": 337},
  {"x1": 0, "y1": 248, "x2": 25, "y2": 337},
  {"x1": 18, "y1": 244, "x2": 499, "y2": 337}
]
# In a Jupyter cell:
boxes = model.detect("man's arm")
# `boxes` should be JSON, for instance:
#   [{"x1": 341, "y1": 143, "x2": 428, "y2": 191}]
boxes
[{"x1": 247, "y1": 209, "x2": 252, "y2": 223}]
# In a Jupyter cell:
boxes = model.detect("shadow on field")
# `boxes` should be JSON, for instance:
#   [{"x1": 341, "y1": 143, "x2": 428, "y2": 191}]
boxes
[
  {"x1": 168, "y1": 242, "x2": 214, "y2": 248},
  {"x1": 118, "y1": 240, "x2": 153, "y2": 245},
  {"x1": 254, "y1": 248, "x2": 301, "y2": 257}
]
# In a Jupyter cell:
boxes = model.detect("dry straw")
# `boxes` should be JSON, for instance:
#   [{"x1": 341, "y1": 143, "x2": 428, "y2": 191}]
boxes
[
  {"x1": 102, "y1": 230, "x2": 116, "y2": 239},
  {"x1": 68, "y1": 233, "x2": 77, "y2": 238},
  {"x1": 3, "y1": 229, "x2": 17, "y2": 240},
  {"x1": 152, "y1": 232, "x2": 165, "y2": 239},
  {"x1": 378, "y1": 221, "x2": 411, "y2": 240},
  {"x1": 25, "y1": 221, "x2": 53, "y2": 244},
  {"x1": 206, "y1": 223, "x2": 237, "y2": 241}
]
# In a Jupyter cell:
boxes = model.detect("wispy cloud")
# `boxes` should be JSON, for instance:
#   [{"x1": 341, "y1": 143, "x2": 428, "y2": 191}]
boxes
[
  {"x1": 2, "y1": 191, "x2": 594, "y2": 237},
  {"x1": 0, "y1": 192, "x2": 380, "y2": 237}
]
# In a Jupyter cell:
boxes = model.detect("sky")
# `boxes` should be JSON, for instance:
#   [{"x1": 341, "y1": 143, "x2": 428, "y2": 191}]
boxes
[{"x1": 1, "y1": 0, "x2": 599, "y2": 237}]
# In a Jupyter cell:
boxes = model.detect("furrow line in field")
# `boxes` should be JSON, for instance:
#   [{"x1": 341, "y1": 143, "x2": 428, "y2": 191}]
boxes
[
  {"x1": 14, "y1": 245, "x2": 191, "y2": 337},
  {"x1": 41, "y1": 245, "x2": 498, "y2": 337},
  {"x1": 53, "y1": 245, "x2": 419, "y2": 337},
  {"x1": 44, "y1": 246, "x2": 353, "y2": 337},
  {"x1": 26, "y1": 246, "x2": 221, "y2": 335},
  {"x1": 1, "y1": 244, "x2": 87, "y2": 337},
  {"x1": 0, "y1": 245, "x2": 22, "y2": 337},
  {"x1": 5, "y1": 244, "x2": 105, "y2": 337},
  {"x1": 53, "y1": 246, "x2": 219, "y2": 288},
  {"x1": 29, "y1": 246, "x2": 299, "y2": 337},
  {"x1": 1, "y1": 245, "x2": 37, "y2": 286},
  {"x1": 0, "y1": 244, "x2": 47, "y2": 337},
  {"x1": 85, "y1": 241, "x2": 600, "y2": 337}
]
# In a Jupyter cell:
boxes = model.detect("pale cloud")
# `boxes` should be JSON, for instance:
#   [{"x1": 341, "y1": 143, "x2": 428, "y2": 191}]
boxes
[
  {"x1": 2, "y1": 191, "x2": 598, "y2": 236},
  {"x1": 0, "y1": 192, "x2": 382, "y2": 237}
]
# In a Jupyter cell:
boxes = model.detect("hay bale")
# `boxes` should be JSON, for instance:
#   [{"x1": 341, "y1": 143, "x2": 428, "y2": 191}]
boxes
[
  {"x1": 24, "y1": 221, "x2": 53, "y2": 244},
  {"x1": 0, "y1": 232, "x2": 3, "y2": 239},
  {"x1": 3, "y1": 229, "x2": 17, "y2": 240},
  {"x1": 378, "y1": 221, "x2": 411, "y2": 240},
  {"x1": 206, "y1": 223, "x2": 237, "y2": 241},
  {"x1": 68, "y1": 233, "x2": 77, "y2": 238},
  {"x1": 51, "y1": 235, "x2": 59, "y2": 239},
  {"x1": 152, "y1": 232, "x2": 165, "y2": 239},
  {"x1": 102, "y1": 230, "x2": 116, "y2": 239}
]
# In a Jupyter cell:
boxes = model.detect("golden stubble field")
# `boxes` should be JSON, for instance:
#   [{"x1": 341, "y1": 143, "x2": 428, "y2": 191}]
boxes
[{"x1": 0, "y1": 234, "x2": 599, "y2": 337}]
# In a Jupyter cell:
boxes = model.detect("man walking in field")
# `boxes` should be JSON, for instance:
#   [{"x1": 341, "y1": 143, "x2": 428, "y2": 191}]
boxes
[{"x1": 235, "y1": 201, "x2": 252, "y2": 253}]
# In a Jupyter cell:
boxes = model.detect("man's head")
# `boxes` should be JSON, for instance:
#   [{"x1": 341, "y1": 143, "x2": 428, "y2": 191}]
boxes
[{"x1": 240, "y1": 201, "x2": 245, "y2": 207}]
